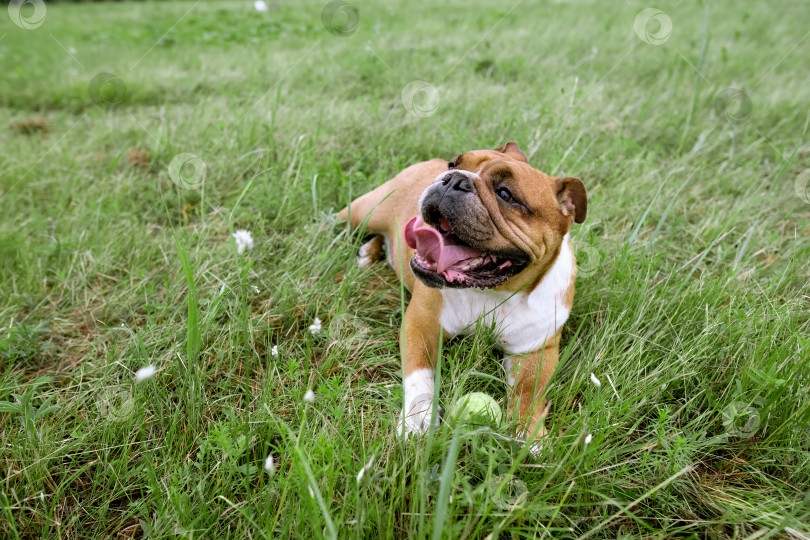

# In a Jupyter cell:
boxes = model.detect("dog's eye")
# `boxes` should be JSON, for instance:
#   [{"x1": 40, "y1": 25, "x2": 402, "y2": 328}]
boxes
[
  {"x1": 496, "y1": 187, "x2": 514, "y2": 203},
  {"x1": 447, "y1": 162, "x2": 455, "y2": 169}
]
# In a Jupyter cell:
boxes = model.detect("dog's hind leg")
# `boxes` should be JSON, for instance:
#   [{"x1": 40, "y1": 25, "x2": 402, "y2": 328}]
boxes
[{"x1": 357, "y1": 235, "x2": 385, "y2": 267}]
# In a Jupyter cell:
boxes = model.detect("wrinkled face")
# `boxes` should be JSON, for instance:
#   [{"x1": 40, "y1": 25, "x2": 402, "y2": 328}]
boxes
[{"x1": 405, "y1": 143, "x2": 587, "y2": 289}]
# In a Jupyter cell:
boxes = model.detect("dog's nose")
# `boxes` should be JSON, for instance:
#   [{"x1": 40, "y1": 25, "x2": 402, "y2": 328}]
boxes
[{"x1": 443, "y1": 171, "x2": 472, "y2": 192}]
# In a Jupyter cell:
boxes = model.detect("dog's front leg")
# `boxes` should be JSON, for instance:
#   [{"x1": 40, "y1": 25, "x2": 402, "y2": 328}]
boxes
[
  {"x1": 505, "y1": 332, "x2": 561, "y2": 440},
  {"x1": 398, "y1": 283, "x2": 444, "y2": 436}
]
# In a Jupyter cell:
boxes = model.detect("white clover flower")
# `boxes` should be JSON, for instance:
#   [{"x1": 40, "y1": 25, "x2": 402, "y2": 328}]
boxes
[
  {"x1": 584, "y1": 433, "x2": 593, "y2": 445},
  {"x1": 264, "y1": 454, "x2": 275, "y2": 475},
  {"x1": 135, "y1": 365, "x2": 156, "y2": 382},
  {"x1": 271, "y1": 345, "x2": 278, "y2": 357},
  {"x1": 308, "y1": 317, "x2": 322, "y2": 335},
  {"x1": 590, "y1": 373, "x2": 601, "y2": 388},
  {"x1": 356, "y1": 455, "x2": 375, "y2": 483},
  {"x1": 254, "y1": 0, "x2": 268, "y2": 11},
  {"x1": 232, "y1": 230, "x2": 254, "y2": 254},
  {"x1": 303, "y1": 389, "x2": 315, "y2": 403}
]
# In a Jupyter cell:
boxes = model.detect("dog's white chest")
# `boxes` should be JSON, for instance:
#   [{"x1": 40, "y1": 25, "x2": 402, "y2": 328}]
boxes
[{"x1": 438, "y1": 234, "x2": 574, "y2": 355}]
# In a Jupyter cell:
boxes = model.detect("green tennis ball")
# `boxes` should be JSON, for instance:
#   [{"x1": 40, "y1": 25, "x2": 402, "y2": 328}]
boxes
[{"x1": 449, "y1": 392, "x2": 502, "y2": 425}]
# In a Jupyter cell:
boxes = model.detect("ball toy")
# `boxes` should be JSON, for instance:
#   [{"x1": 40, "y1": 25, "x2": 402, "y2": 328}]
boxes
[{"x1": 448, "y1": 392, "x2": 502, "y2": 425}]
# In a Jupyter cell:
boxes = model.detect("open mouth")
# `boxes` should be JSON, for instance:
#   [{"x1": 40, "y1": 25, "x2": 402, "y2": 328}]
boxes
[{"x1": 404, "y1": 214, "x2": 526, "y2": 289}]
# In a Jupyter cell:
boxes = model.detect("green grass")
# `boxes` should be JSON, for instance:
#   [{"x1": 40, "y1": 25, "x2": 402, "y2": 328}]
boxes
[{"x1": 1, "y1": 0, "x2": 809, "y2": 537}]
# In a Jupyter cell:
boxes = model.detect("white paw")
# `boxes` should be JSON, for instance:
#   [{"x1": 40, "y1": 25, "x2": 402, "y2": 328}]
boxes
[
  {"x1": 397, "y1": 394, "x2": 436, "y2": 437},
  {"x1": 398, "y1": 369, "x2": 436, "y2": 437},
  {"x1": 357, "y1": 239, "x2": 380, "y2": 268},
  {"x1": 358, "y1": 241, "x2": 374, "y2": 257},
  {"x1": 526, "y1": 441, "x2": 543, "y2": 460},
  {"x1": 357, "y1": 239, "x2": 377, "y2": 268},
  {"x1": 520, "y1": 426, "x2": 548, "y2": 460}
]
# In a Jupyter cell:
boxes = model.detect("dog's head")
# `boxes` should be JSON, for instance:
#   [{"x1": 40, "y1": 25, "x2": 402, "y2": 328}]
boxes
[{"x1": 405, "y1": 142, "x2": 587, "y2": 289}]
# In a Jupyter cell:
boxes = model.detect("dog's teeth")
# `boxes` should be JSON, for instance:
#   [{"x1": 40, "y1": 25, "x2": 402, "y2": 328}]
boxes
[{"x1": 414, "y1": 253, "x2": 437, "y2": 271}]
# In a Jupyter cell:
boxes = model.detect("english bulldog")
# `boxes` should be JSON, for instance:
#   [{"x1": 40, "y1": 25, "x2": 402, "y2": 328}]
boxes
[{"x1": 339, "y1": 142, "x2": 587, "y2": 441}]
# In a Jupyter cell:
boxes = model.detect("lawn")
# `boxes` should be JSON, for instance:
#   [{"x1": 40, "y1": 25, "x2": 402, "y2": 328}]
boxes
[{"x1": 1, "y1": 0, "x2": 809, "y2": 537}]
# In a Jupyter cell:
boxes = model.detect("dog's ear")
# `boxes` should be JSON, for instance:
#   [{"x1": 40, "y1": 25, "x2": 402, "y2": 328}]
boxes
[
  {"x1": 554, "y1": 177, "x2": 587, "y2": 224},
  {"x1": 494, "y1": 141, "x2": 528, "y2": 162}
]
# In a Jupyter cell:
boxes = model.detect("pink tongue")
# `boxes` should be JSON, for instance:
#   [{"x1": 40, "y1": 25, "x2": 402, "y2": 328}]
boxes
[{"x1": 404, "y1": 216, "x2": 483, "y2": 273}]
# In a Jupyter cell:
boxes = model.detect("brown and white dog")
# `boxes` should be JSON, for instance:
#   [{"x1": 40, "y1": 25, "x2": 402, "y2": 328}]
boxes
[{"x1": 339, "y1": 142, "x2": 587, "y2": 441}]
